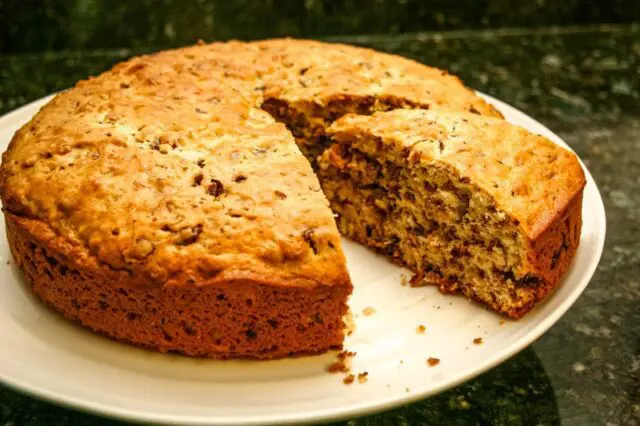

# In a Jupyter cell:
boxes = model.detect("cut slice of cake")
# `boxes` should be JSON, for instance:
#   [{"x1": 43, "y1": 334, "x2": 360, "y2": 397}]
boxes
[{"x1": 318, "y1": 109, "x2": 585, "y2": 318}]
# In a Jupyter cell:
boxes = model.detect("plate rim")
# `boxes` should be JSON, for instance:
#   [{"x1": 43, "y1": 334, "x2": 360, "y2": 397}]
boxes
[{"x1": 0, "y1": 92, "x2": 607, "y2": 425}]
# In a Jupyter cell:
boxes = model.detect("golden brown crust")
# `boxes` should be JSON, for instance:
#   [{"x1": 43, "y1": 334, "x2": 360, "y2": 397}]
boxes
[
  {"x1": 515, "y1": 190, "x2": 583, "y2": 315},
  {"x1": 254, "y1": 38, "x2": 502, "y2": 117},
  {"x1": 0, "y1": 93, "x2": 348, "y2": 290}
]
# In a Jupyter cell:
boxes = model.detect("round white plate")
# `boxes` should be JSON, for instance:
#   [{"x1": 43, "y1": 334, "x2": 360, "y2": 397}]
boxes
[{"x1": 0, "y1": 93, "x2": 606, "y2": 425}]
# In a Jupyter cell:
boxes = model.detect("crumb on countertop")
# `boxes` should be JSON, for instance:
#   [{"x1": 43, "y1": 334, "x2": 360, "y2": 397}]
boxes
[
  {"x1": 343, "y1": 374, "x2": 355, "y2": 385},
  {"x1": 362, "y1": 306, "x2": 376, "y2": 316},
  {"x1": 357, "y1": 372, "x2": 369, "y2": 383},
  {"x1": 473, "y1": 337, "x2": 483, "y2": 345},
  {"x1": 400, "y1": 274, "x2": 408, "y2": 286},
  {"x1": 499, "y1": 319, "x2": 506, "y2": 325},
  {"x1": 416, "y1": 324, "x2": 426, "y2": 334}
]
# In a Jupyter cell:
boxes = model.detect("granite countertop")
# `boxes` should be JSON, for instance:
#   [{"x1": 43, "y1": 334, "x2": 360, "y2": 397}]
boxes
[{"x1": 1, "y1": 24, "x2": 639, "y2": 425}]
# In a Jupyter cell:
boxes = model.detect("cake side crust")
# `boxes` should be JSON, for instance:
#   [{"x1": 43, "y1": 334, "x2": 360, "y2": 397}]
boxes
[
  {"x1": 518, "y1": 190, "x2": 584, "y2": 306},
  {"x1": 6, "y1": 213, "x2": 350, "y2": 359}
]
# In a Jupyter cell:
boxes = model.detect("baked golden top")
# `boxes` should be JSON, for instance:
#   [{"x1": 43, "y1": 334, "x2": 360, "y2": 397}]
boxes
[
  {"x1": 251, "y1": 39, "x2": 501, "y2": 116},
  {"x1": 0, "y1": 39, "x2": 500, "y2": 287},
  {"x1": 329, "y1": 109, "x2": 586, "y2": 240}
]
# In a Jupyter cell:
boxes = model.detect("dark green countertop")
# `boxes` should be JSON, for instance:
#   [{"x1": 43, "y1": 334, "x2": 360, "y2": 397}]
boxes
[
  {"x1": 1, "y1": 24, "x2": 639, "y2": 425},
  {"x1": 2, "y1": 0, "x2": 639, "y2": 52}
]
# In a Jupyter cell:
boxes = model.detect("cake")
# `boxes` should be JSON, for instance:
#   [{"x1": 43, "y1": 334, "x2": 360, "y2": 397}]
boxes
[
  {"x1": 318, "y1": 109, "x2": 585, "y2": 318},
  {"x1": 0, "y1": 39, "x2": 584, "y2": 358}
]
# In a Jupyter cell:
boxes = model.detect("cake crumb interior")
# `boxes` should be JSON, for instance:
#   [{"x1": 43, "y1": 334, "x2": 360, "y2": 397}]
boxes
[{"x1": 314, "y1": 127, "x2": 546, "y2": 318}]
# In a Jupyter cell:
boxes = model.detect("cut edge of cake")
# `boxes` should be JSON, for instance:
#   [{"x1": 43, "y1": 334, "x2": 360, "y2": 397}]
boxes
[{"x1": 318, "y1": 108, "x2": 585, "y2": 318}]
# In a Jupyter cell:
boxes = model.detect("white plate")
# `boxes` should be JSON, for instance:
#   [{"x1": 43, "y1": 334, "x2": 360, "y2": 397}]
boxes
[{"x1": 0, "y1": 93, "x2": 606, "y2": 425}]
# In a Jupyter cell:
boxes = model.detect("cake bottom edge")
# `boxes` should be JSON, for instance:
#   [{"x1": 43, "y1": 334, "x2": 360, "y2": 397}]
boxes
[{"x1": 6, "y1": 214, "x2": 350, "y2": 360}]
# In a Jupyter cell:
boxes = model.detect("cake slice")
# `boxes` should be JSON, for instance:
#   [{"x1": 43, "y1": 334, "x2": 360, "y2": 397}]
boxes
[{"x1": 318, "y1": 109, "x2": 585, "y2": 318}]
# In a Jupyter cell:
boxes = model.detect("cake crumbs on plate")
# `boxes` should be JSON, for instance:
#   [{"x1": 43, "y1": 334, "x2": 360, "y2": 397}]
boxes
[
  {"x1": 327, "y1": 361, "x2": 350, "y2": 373},
  {"x1": 499, "y1": 319, "x2": 506, "y2": 325},
  {"x1": 427, "y1": 357, "x2": 440, "y2": 366},
  {"x1": 416, "y1": 324, "x2": 426, "y2": 334},
  {"x1": 400, "y1": 274, "x2": 409, "y2": 286},
  {"x1": 343, "y1": 374, "x2": 355, "y2": 385},
  {"x1": 357, "y1": 372, "x2": 369, "y2": 383},
  {"x1": 362, "y1": 306, "x2": 376, "y2": 316},
  {"x1": 338, "y1": 350, "x2": 356, "y2": 360},
  {"x1": 327, "y1": 350, "x2": 356, "y2": 374},
  {"x1": 409, "y1": 271, "x2": 426, "y2": 287},
  {"x1": 473, "y1": 337, "x2": 483, "y2": 345},
  {"x1": 405, "y1": 387, "x2": 410, "y2": 393},
  {"x1": 344, "y1": 311, "x2": 355, "y2": 336}
]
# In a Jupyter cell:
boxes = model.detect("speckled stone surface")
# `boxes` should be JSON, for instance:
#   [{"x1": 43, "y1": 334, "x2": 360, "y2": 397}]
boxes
[
  {"x1": 1, "y1": 24, "x2": 639, "y2": 425},
  {"x1": 2, "y1": 0, "x2": 639, "y2": 52}
]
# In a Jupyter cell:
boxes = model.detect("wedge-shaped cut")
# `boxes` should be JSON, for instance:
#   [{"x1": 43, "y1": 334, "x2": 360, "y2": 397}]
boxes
[{"x1": 319, "y1": 109, "x2": 585, "y2": 318}]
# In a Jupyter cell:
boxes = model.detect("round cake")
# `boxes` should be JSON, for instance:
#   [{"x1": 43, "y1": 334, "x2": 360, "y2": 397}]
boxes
[{"x1": 0, "y1": 39, "x2": 582, "y2": 359}]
